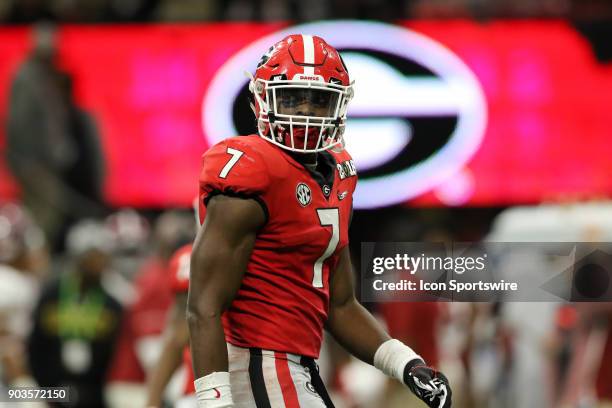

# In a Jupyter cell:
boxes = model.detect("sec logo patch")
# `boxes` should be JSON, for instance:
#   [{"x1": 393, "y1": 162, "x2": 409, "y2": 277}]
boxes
[{"x1": 296, "y1": 183, "x2": 312, "y2": 207}]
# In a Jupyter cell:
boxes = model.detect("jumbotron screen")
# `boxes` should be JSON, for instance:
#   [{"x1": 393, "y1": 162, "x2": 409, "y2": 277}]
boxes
[{"x1": 1, "y1": 21, "x2": 610, "y2": 208}]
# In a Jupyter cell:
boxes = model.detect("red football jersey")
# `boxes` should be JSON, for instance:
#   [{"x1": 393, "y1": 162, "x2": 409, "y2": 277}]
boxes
[
  {"x1": 169, "y1": 244, "x2": 192, "y2": 294},
  {"x1": 198, "y1": 135, "x2": 357, "y2": 358},
  {"x1": 167, "y1": 244, "x2": 196, "y2": 396}
]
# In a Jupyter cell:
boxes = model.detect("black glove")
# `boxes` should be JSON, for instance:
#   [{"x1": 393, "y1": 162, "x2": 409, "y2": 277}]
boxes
[{"x1": 403, "y1": 359, "x2": 452, "y2": 408}]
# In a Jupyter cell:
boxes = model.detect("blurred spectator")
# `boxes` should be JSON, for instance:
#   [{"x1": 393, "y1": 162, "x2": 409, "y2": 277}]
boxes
[
  {"x1": 0, "y1": 203, "x2": 48, "y2": 406},
  {"x1": 0, "y1": 201, "x2": 48, "y2": 277},
  {"x1": 105, "y1": 208, "x2": 151, "y2": 280},
  {"x1": 27, "y1": 220, "x2": 122, "y2": 408},
  {"x1": 6, "y1": 23, "x2": 106, "y2": 253},
  {"x1": 0, "y1": 202, "x2": 46, "y2": 337},
  {"x1": 105, "y1": 210, "x2": 194, "y2": 408},
  {"x1": 0, "y1": 334, "x2": 48, "y2": 407},
  {"x1": 0, "y1": 204, "x2": 44, "y2": 337},
  {"x1": 556, "y1": 304, "x2": 611, "y2": 407}
]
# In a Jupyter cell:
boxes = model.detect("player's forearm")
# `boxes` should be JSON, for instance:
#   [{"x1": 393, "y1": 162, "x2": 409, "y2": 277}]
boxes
[
  {"x1": 187, "y1": 298, "x2": 230, "y2": 377},
  {"x1": 188, "y1": 247, "x2": 234, "y2": 376},
  {"x1": 326, "y1": 297, "x2": 390, "y2": 364}
]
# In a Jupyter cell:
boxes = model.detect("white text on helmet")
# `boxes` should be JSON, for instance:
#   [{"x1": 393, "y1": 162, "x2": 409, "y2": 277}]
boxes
[{"x1": 292, "y1": 73, "x2": 324, "y2": 82}]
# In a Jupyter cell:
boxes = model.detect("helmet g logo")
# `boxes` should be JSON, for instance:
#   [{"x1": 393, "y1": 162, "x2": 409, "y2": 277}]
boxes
[
  {"x1": 296, "y1": 183, "x2": 312, "y2": 206},
  {"x1": 203, "y1": 21, "x2": 487, "y2": 208}
]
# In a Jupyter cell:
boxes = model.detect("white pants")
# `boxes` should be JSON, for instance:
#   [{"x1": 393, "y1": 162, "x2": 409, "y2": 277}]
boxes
[
  {"x1": 227, "y1": 343, "x2": 333, "y2": 408},
  {"x1": 175, "y1": 394, "x2": 197, "y2": 408}
]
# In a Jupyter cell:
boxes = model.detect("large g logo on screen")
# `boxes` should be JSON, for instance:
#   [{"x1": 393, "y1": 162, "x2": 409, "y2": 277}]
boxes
[{"x1": 202, "y1": 21, "x2": 487, "y2": 208}]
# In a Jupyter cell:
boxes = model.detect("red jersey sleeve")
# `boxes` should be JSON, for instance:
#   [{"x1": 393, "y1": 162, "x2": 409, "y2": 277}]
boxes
[
  {"x1": 168, "y1": 244, "x2": 192, "y2": 294},
  {"x1": 199, "y1": 137, "x2": 271, "y2": 218}
]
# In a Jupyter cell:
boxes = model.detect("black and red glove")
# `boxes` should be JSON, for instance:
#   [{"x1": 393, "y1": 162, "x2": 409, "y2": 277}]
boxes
[{"x1": 403, "y1": 359, "x2": 452, "y2": 408}]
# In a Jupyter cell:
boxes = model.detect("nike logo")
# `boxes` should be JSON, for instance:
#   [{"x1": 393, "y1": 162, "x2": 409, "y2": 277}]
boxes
[
  {"x1": 214, "y1": 388, "x2": 221, "y2": 399},
  {"x1": 337, "y1": 191, "x2": 348, "y2": 200}
]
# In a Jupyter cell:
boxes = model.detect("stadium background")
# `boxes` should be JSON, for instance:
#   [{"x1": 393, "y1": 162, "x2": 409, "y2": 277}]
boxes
[{"x1": 0, "y1": 0, "x2": 611, "y2": 407}]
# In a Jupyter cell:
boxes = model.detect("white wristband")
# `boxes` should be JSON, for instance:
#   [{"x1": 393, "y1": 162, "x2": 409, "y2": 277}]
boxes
[
  {"x1": 373, "y1": 339, "x2": 422, "y2": 383},
  {"x1": 194, "y1": 371, "x2": 234, "y2": 408}
]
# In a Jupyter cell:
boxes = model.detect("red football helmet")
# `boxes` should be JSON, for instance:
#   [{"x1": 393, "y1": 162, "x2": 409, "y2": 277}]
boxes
[{"x1": 249, "y1": 34, "x2": 354, "y2": 153}]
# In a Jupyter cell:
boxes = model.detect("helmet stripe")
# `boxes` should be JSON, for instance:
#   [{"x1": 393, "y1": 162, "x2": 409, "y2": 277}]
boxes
[{"x1": 302, "y1": 34, "x2": 315, "y2": 75}]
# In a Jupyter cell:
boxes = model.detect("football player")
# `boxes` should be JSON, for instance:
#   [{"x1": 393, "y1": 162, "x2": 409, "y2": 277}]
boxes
[
  {"x1": 146, "y1": 202, "x2": 201, "y2": 407},
  {"x1": 145, "y1": 243, "x2": 195, "y2": 408},
  {"x1": 188, "y1": 34, "x2": 452, "y2": 408}
]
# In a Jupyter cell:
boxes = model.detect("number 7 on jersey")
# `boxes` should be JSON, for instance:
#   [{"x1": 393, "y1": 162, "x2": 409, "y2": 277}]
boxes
[
  {"x1": 219, "y1": 147, "x2": 244, "y2": 178},
  {"x1": 313, "y1": 208, "x2": 340, "y2": 288}
]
